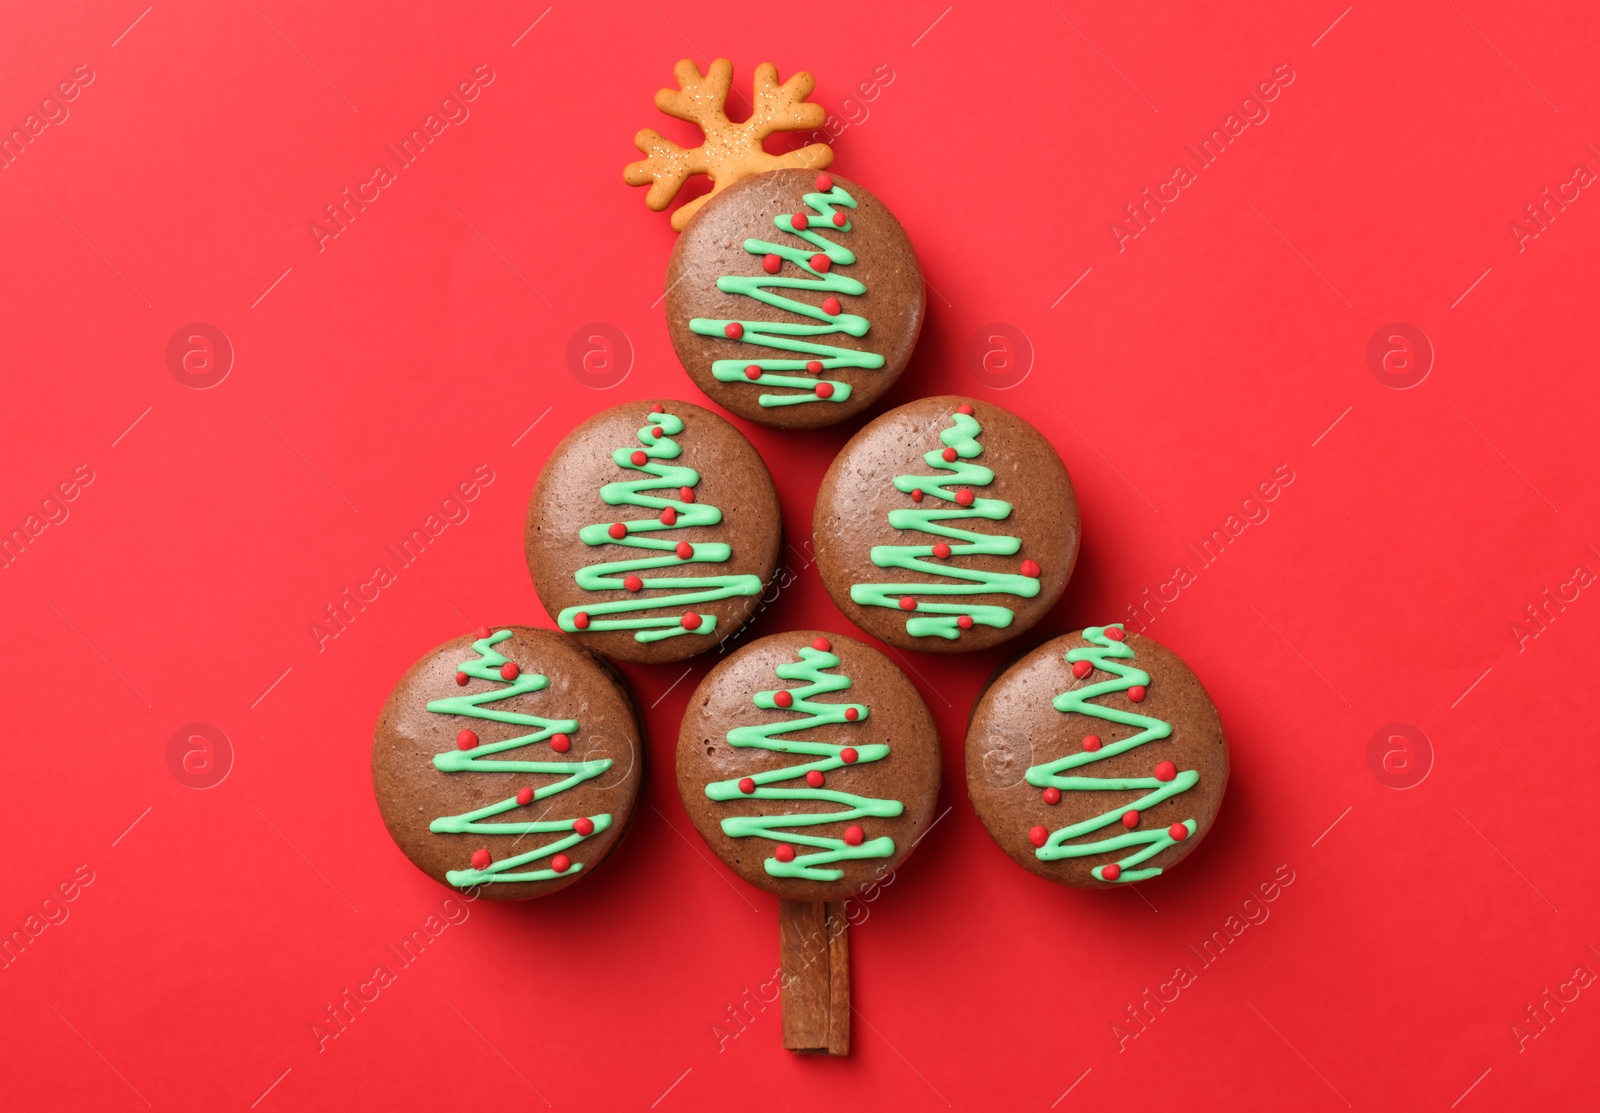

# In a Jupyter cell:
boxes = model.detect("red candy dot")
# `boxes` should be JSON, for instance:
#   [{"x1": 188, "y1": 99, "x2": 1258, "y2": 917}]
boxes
[
  {"x1": 551, "y1": 854, "x2": 571, "y2": 874},
  {"x1": 680, "y1": 486, "x2": 695, "y2": 503},
  {"x1": 815, "y1": 173, "x2": 833, "y2": 191},
  {"x1": 573, "y1": 612, "x2": 590, "y2": 629},
  {"x1": 792, "y1": 212, "x2": 809, "y2": 230},
  {"x1": 843, "y1": 825, "x2": 865, "y2": 846},
  {"x1": 623, "y1": 574, "x2": 643, "y2": 592},
  {"x1": 899, "y1": 596, "x2": 917, "y2": 611},
  {"x1": 608, "y1": 522, "x2": 627, "y2": 540},
  {"x1": 739, "y1": 777, "x2": 756, "y2": 794},
  {"x1": 811, "y1": 637, "x2": 831, "y2": 651},
  {"x1": 773, "y1": 690, "x2": 794, "y2": 709},
  {"x1": 1128, "y1": 685, "x2": 1147, "y2": 703},
  {"x1": 744, "y1": 364, "x2": 762, "y2": 380},
  {"x1": 1071, "y1": 660, "x2": 1092, "y2": 679},
  {"x1": 456, "y1": 729, "x2": 478, "y2": 751},
  {"x1": 1169, "y1": 823, "x2": 1189, "y2": 841},
  {"x1": 660, "y1": 507, "x2": 678, "y2": 526},
  {"x1": 1101, "y1": 864, "x2": 1123, "y2": 881},
  {"x1": 841, "y1": 747, "x2": 859, "y2": 763},
  {"x1": 822, "y1": 296, "x2": 842, "y2": 316},
  {"x1": 574, "y1": 817, "x2": 595, "y2": 836},
  {"x1": 630, "y1": 450, "x2": 647, "y2": 465},
  {"x1": 810, "y1": 253, "x2": 831, "y2": 273},
  {"x1": 941, "y1": 447, "x2": 958, "y2": 462},
  {"x1": 805, "y1": 770, "x2": 825, "y2": 788},
  {"x1": 806, "y1": 360, "x2": 823, "y2": 374},
  {"x1": 957, "y1": 403, "x2": 974, "y2": 415},
  {"x1": 500, "y1": 662, "x2": 519, "y2": 680},
  {"x1": 516, "y1": 787, "x2": 533, "y2": 805},
  {"x1": 832, "y1": 212, "x2": 846, "y2": 227},
  {"x1": 650, "y1": 403, "x2": 664, "y2": 413},
  {"x1": 471, "y1": 849, "x2": 491, "y2": 870},
  {"x1": 1043, "y1": 787, "x2": 1062, "y2": 805},
  {"x1": 953, "y1": 488, "x2": 974, "y2": 507},
  {"x1": 762, "y1": 253, "x2": 782, "y2": 274},
  {"x1": 932, "y1": 542, "x2": 952, "y2": 559},
  {"x1": 1154, "y1": 760, "x2": 1177, "y2": 782},
  {"x1": 675, "y1": 541, "x2": 693, "y2": 559},
  {"x1": 1083, "y1": 735, "x2": 1102, "y2": 751},
  {"x1": 681, "y1": 613, "x2": 702, "y2": 630},
  {"x1": 477, "y1": 626, "x2": 491, "y2": 638},
  {"x1": 1122, "y1": 810, "x2": 1140, "y2": 829},
  {"x1": 724, "y1": 322, "x2": 744, "y2": 339},
  {"x1": 1020, "y1": 559, "x2": 1041, "y2": 578},
  {"x1": 910, "y1": 489, "x2": 924, "y2": 502},
  {"x1": 844, "y1": 708, "x2": 859, "y2": 722},
  {"x1": 455, "y1": 671, "x2": 468, "y2": 686},
  {"x1": 957, "y1": 615, "x2": 974, "y2": 629},
  {"x1": 1028, "y1": 825, "x2": 1049, "y2": 848},
  {"x1": 550, "y1": 733, "x2": 571, "y2": 753},
  {"x1": 1105, "y1": 626, "x2": 1126, "y2": 641},
  {"x1": 815, "y1": 382, "x2": 835, "y2": 399},
  {"x1": 775, "y1": 844, "x2": 796, "y2": 862}
]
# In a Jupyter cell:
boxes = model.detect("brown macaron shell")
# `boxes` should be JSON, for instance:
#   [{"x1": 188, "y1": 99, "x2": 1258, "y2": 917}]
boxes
[
  {"x1": 966, "y1": 627, "x2": 1227, "y2": 888},
  {"x1": 665, "y1": 168, "x2": 923, "y2": 428},
  {"x1": 372, "y1": 626, "x2": 645, "y2": 900},
  {"x1": 676, "y1": 630, "x2": 940, "y2": 903},
  {"x1": 813, "y1": 395, "x2": 1079, "y2": 654},
  {"x1": 526, "y1": 399, "x2": 780, "y2": 664}
]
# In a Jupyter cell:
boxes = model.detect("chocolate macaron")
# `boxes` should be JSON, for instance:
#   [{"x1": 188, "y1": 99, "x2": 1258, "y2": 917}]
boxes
[
  {"x1": 813, "y1": 396, "x2": 1079, "y2": 653},
  {"x1": 373, "y1": 626, "x2": 644, "y2": 899},
  {"x1": 966, "y1": 624, "x2": 1227, "y2": 887}
]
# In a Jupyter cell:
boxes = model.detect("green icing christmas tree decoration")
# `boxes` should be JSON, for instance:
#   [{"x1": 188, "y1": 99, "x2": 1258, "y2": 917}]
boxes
[
  {"x1": 426, "y1": 630, "x2": 612, "y2": 887},
  {"x1": 850, "y1": 406, "x2": 1040, "y2": 639},
  {"x1": 705, "y1": 639, "x2": 902, "y2": 881},
  {"x1": 556, "y1": 406, "x2": 762, "y2": 643}
]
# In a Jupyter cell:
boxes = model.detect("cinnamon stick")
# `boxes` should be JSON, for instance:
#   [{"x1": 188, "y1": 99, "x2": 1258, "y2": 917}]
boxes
[{"x1": 779, "y1": 899, "x2": 850, "y2": 1055}]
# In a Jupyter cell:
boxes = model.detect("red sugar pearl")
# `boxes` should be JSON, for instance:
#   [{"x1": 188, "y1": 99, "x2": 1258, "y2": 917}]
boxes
[
  {"x1": 1169, "y1": 823, "x2": 1189, "y2": 841},
  {"x1": 455, "y1": 671, "x2": 468, "y2": 686},
  {"x1": 941, "y1": 447, "x2": 958, "y2": 462},
  {"x1": 932, "y1": 542, "x2": 952, "y2": 559},
  {"x1": 773, "y1": 690, "x2": 794, "y2": 709},
  {"x1": 675, "y1": 541, "x2": 694, "y2": 559},
  {"x1": 762, "y1": 253, "x2": 782, "y2": 274},
  {"x1": 957, "y1": 615, "x2": 974, "y2": 629},
  {"x1": 1042, "y1": 787, "x2": 1062, "y2": 805},
  {"x1": 739, "y1": 777, "x2": 757, "y2": 794},
  {"x1": 955, "y1": 489, "x2": 975, "y2": 507},
  {"x1": 650, "y1": 403, "x2": 664, "y2": 413},
  {"x1": 1105, "y1": 626, "x2": 1126, "y2": 641},
  {"x1": 811, "y1": 637, "x2": 832, "y2": 651},
  {"x1": 1128, "y1": 685, "x2": 1147, "y2": 703},
  {"x1": 840, "y1": 747, "x2": 859, "y2": 763},
  {"x1": 792, "y1": 212, "x2": 809, "y2": 230},
  {"x1": 1028, "y1": 825, "x2": 1049, "y2": 848},
  {"x1": 843, "y1": 825, "x2": 865, "y2": 847},
  {"x1": 899, "y1": 596, "x2": 917, "y2": 611},
  {"x1": 815, "y1": 173, "x2": 833, "y2": 191},
  {"x1": 1121, "y1": 810, "x2": 1140, "y2": 829},
  {"x1": 573, "y1": 612, "x2": 590, "y2": 630},
  {"x1": 551, "y1": 854, "x2": 572, "y2": 874},
  {"x1": 679, "y1": 486, "x2": 695, "y2": 503},
  {"x1": 1101, "y1": 863, "x2": 1123, "y2": 882},
  {"x1": 1020, "y1": 559, "x2": 1041, "y2": 578},
  {"x1": 844, "y1": 707, "x2": 860, "y2": 721},
  {"x1": 574, "y1": 817, "x2": 595, "y2": 836},
  {"x1": 806, "y1": 360, "x2": 823, "y2": 374},
  {"x1": 660, "y1": 507, "x2": 678, "y2": 526},
  {"x1": 608, "y1": 522, "x2": 627, "y2": 539},
  {"x1": 956, "y1": 403, "x2": 974, "y2": 415},
  {"x1": 832, "y1": 211, "x2": 846, "y2": 227},
  {"x1": 550, "y1": 733, "x2": 571, "y2": 753},
  {"x1": 810, "y1": 253, "x2": 831, "y2": 273},
  {"x1": 910, "y1": 489, "x2": 924, "y2": 502},
  {"x1": 1154, "y1": 760, "x2": 1177, "y2": 782},
  {"x1": 815, "y1": 382, "x2": 835, "y2": 399},
  {"x1": 1083, "y1": 735, "x2": 1103, "y2": 751},
  {"x1": 775, "y1": 844, "x2": 796, "y2": 862},
  {"x1": 724, "y1": 322, "x2": 743, "y2": 340},
  {"x1": 681, "y1": 613, "x2": 702, "y2": 630},
  {"x1": 471, "y1": 849, "x2": 491, "y2": 870},
  {"x1": 456, "y1": 729, "x2": 479, "y2": 751},
  {"x1": 805, "y1": 770, "x2": 825, "y2": 788},
  {"x1": 1072, "y1": 660, "x2": 1092, "y2": 679},
  {"x1": 646, "y1": 426, "x2": 659, "y2": 438},
  {"x1": 500, "y1": 662, "x2": 519, "y2": 680},
  {"x1": 630, "y1": 449, "x2": 647, "y2": 465},
  {"x1": 822, "y1": 296, "x2": 842, "y2": 316},
  {"x1": 516, "y1": 786, "x2": 533, "y2": 806},
  {"x1": 477, "y1": 626, "x2": 491, "y2": 638},
  {"x1": 623, "y1": 574, "x2": 643, "y2": 592},
  {"x1": 744, "y1": 364, "x2": 762, "y2": 380}
]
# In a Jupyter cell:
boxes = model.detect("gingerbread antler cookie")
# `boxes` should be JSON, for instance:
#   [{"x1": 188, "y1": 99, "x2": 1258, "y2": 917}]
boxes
[{"x1": 624, "y1": 59, "x2": 833, "y2": 232}]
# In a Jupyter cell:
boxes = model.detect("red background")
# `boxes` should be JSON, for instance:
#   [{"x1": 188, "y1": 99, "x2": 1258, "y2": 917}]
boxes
[{"x1": 2, "y1": 2, "x2": 1597, "y2": 1109}]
